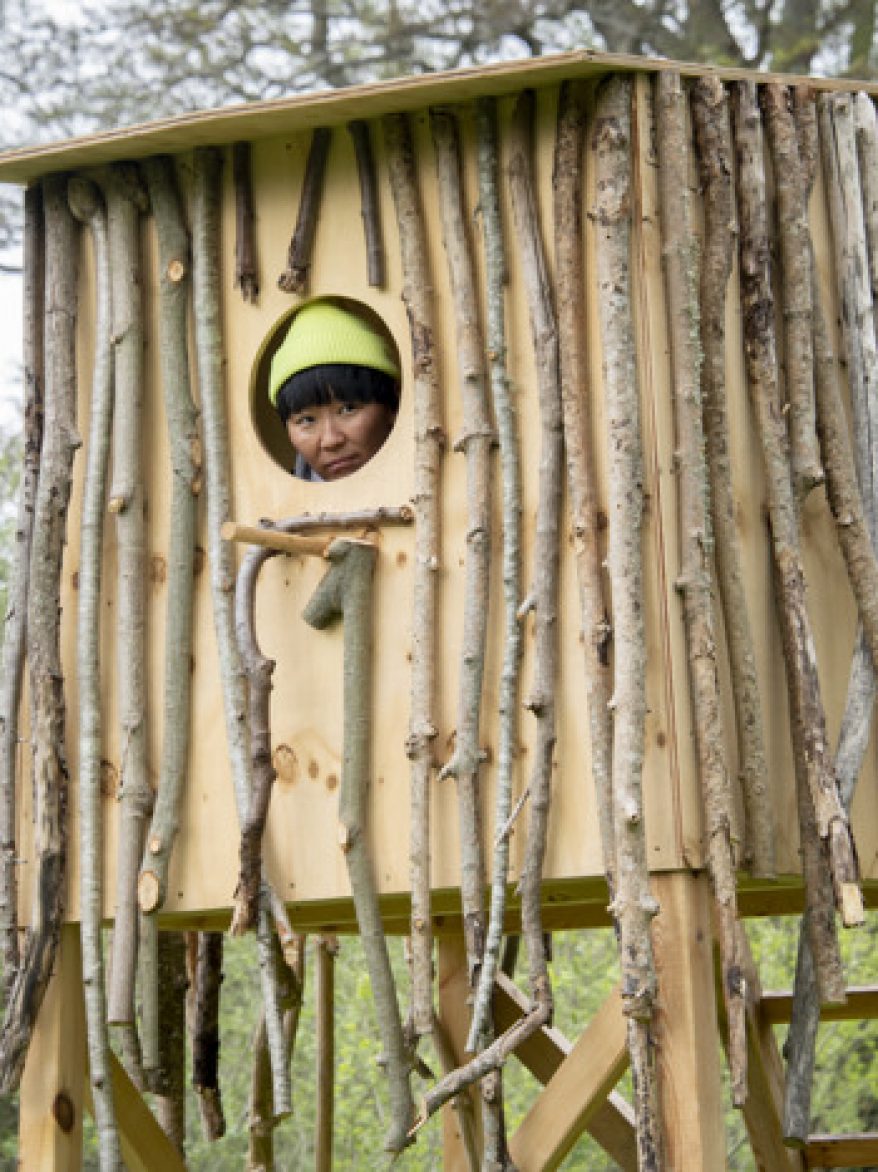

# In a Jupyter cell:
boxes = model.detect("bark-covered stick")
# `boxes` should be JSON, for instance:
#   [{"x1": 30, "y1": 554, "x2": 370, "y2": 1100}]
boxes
[
  {"x1": 233, "y1": 142, "x2": 259, "y2": 303},
  {"x1": 690, "y1": 76, "x2": 774, "y2": 881},
  {"x1": 732, "y1": 81, "x2": 863, "y2": 929},
  {"x1": 137, "y1": 155, "x2": 201, "y2": 917},
  {"x1": 303, "y1": 539, "x2": 416, "y2": 1155},
  {"x1": 595, "y1": 74, "x2": 662, "y2": 1168},
  {"x1": 507, "y1": 85, "x2": 562, "y2": 1039},
  {"x1": 231, "y1": 544, "x2": 277, "y2": 936},
  {"x1": 102, "y1": 163, "x2": 152, "y2": 1032},
  {"x1": 0, "y1": 175, "x2": 79, "y2": 1095},
  {"x1": 384, "y1": 111, "x2": 443, "y2": 1038},
  {"x1": 315, "y1": 934, "x2": 338, "y2": 1172},
  {"x1": 762, "y1": 83, "x2": 823, "y2": 499},
  {"x1": 431, "y1": 106, "x2": 492, "y2": 1005},
  {"x1": 152, "y1": 932, "x2": 188, "y2": 1152},
  {"x1": 191, "y1": 144, "x2": 291, "y2": 1118},
  {"x1": 278, "y1": 126, "x2": 331, "y2": 294},
  {"x1": 467, "y1": 96, "x2": 523, "y2": 1055},
  {"x1": 553, "y1": 79, "x2": 616, "y2": 893},
  {"x1": 348, "y1": 120, "x2": 385, "y2": 287},
  {"x1": 190, "y1": 931, "x2": 226, "y2": 1141},
  {"x1": 655, "y1": 71, "x2": 746, "y2": 1105},
  {"x1": 69, "y1": 175, "x2": 122, "y2": 1171},
  {"x1": 0, "y1": 184, "x2": 43, "y2": 1002}
]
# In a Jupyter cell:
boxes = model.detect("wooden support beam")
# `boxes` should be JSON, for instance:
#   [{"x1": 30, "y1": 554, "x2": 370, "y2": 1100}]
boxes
[
  {"x1": 760, "y1": 985, "x2": 878, "y2": 1024},
  {"x1": 507, "y1": 984, "x2": 631, "y2": 1171},
  {"x1": 437, "y1": 935, "x2": 483, "y2": 1169},
  {"x1": 718, "y1": 923, "x2": 805, "y2": 1171},
  {"x1": 493, "y1": 972, "x2": 637, "y2": 1168},
  {"x1": 804, "y1": 1133, "x2": 878, "y2": 1166},
  {"x1": 652, "y1": 871, "x2": 728, "y2": 1169},
  {"x1": 82, "y1": 1049, "x2": 187, "y2": 1172},
  {"x1": 18, "y1": 925, "x2": 86, "y2": 1172}
]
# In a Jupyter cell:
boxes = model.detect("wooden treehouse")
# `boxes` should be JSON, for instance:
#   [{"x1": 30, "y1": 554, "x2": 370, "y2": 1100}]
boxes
[{"x1": 2, "y1": 46, "x2": 878, "y2": 1170}]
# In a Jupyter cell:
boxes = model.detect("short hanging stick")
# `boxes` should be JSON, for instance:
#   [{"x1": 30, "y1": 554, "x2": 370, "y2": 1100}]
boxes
[
  {"x1": 192, "y1": 145, "x2": 291, "y2": 1118},
  {"x1": 596, "y1": 74, "x2": 662, "y2": 1170},
  {"x1": 233, "y1": 142, "x2": 259, "y2": 303},
  {"x1": 762, "y1": 83, "x2": 824, "y2": 500},
  {"x1": 102, "y1": 163, "x2": 152, "y2": 1034},
  {"x1": 137, "y1": 155, "x2": 202, "y2": 917},
  {"x1": 467, "y1": 96, "x2": 523, "y2": 1055},
  {"x1": 0, "y1": 184, "x2": 44, "y2": 1002},
  {"x1": 553, "y1": 79, "x2": 616, "y2": 890},
  {"x1": 430, "y1": 106, "x2": 492, "y2": 1000},
  {"x1": 303, "y1": 540, "x2": 416, "y2": 1156},
  {"x1": 278, "y1": 126, "x2": 331, "y2": 294},
  {"x1": 69, "y1": 175, "x2": 122, "y2": 1171},
  {"x1": 0, "y1": 175, "x2": 79, "y2": 1095},
  {"x1": 189, "y1": 931, "x2": 226, "y2": 1141},
  {"x1": 507, "y1": 86, "x2": 562, "y2": 1036},
  {"x1": 655, "y1": 71, "x2": 746, "y2": 1106},
  {"x1": 152, "y1": 932, "x2": 188, "y2": 1152},
  {"x1": 348, "y1": 120, "x2": 385, "y2": 287},
  {"x1": 690, "y1": 75, "x2": 774, "y2": 881},
  {"x1": 732, "y1": 81, "x2": 863, "y2": 929},
  {"x1": 384, "y1": 111, "x2": 443, "y2": 1039}
]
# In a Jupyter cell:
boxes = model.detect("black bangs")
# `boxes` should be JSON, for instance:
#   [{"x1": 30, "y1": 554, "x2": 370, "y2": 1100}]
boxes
[{"x1": 275, "y1": 363, "x2": 399, "y2": 423}]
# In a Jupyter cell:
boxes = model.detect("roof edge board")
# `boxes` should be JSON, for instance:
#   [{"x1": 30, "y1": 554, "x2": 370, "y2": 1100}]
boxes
[{"x1": 0, "y1": 47, "x2": 876, "y2": 185}]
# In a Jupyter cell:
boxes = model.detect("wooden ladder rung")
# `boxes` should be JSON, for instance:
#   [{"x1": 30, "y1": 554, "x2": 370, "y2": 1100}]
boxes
[
  {"x1": 805, "y1": 1132, "x2": 878, "y2": 1167},
  {"x1": 759, "y1": 985, "x2": 878, "y2": 1025}
]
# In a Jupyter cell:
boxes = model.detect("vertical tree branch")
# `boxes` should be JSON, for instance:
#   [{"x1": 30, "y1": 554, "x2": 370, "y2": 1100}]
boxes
[
  {"x1": 0, "y1": 183, "x2": 44, "y2": 1002},
  {"x1": 68, "y1": 175, "x2": 122, "y2": 1171},
  {"x1": 315, "y1": 934, "x2": 337, "y2": 1172},
  {"x1": 137, "y1": 155, "x2": 201, "y2": 917},
  {"x1": 189, "y1": 931, "x2": 226, "y2": 1141},
  {"x1": 192, "y1": 145, "x2": 290, "y2": 1117},
  {"x1": 507, "y1": 86, "x2": 561, "y2": 1038},
  {"x1": 384, "y1": 111, "x2": 443, "y2": 1038},
  {"x1": 101, "y1": 163, "x2": 152, "y2": 1036},
  {"x1": 762, "y1": 83, "x2": 824, "y2": 500},
  {"x1": 595, "y1": 74, "x2": 662, "y2": 1169},
  {"x1": 467, "y1": 96, "x2": 523, "y2": 1056},
  {"x1": 152, "y1": 931, "x2": 188, "y2": 1153},
  {"x1": 348, "y1": 120, "x2": 385, "y2": 287},
  {"x1": 277, "y1": 126, "x2": 331, "y2": 294},
  {"x1": 303, "y1": 539, "x2": 416, "y2": 1155},
  {"x1": 732, "y1": 81, "x2": 862, "y2": 930},
  {"x1": 655, "y1": 71, "x2": 746, "y2": 1105},
  {"x1": 0, "y1": 175, "x2": 79, "y2": 1094},
  {"x1": 690, "y1": 75, "x2": 774, "y2": 881},
  {"x1": 553, "y1": 79, "x2": 616, "y2": 895},
  {"x1": 431, "y1": 105, "x2": 492, "y2": 1005},
  {"x1": 233, "y1": 142, "x2": 259, "y2": 303}
]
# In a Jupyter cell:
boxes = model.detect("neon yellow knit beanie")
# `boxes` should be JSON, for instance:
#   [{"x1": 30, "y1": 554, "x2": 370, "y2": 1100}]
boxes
[{"x1": 268, "y1": 300, "x2": 400, "y2": 406}]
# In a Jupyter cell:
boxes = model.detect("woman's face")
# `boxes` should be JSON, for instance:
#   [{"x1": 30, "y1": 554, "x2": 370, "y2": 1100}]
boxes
[{"x1": 286, "y1": 398, "x2": 396, "y2": 480}]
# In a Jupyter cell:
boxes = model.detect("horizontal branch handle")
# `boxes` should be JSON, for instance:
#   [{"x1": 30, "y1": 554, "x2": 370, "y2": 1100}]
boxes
[{"x1": 221, "y1": 520, "x2": 377, "y2": 559}]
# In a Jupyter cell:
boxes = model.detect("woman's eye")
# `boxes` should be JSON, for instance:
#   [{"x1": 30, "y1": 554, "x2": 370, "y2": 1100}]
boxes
[
  {"x1": 293, "y1": 414, "x2": 315, "y2": 428},
  {"x1": 338, "y1": 402, "x2": 359, "y2": 417}
]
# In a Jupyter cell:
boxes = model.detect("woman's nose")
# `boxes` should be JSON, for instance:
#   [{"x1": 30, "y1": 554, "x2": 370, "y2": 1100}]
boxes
[{"x1": 320, "y1": 415, "x2": 345, "y2": 448}]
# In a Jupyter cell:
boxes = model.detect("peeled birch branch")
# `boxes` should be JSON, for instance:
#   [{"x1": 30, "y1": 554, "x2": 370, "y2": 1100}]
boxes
[
  {"x1": 656, "y1": 70, "x2": 746, "y2": 1106},
  {"x1": 278, "y1": 126, "x2": 331, "y2": 294},
  {"x1": 0, "y1": 176, "x2": 79, "y2": 1095},
  {"x1": 0, "y1": 185, "x2": 43, "y2": 1001},
  {"x1": 384, "y1": 110, "x2": 443, "y2": 1039},
  {"x1": 102, "y1": 162, "x2": 152, "y2": 1032},
  {"x1": 69, "y1": 174, "x2": 123, "y2": 1171}
]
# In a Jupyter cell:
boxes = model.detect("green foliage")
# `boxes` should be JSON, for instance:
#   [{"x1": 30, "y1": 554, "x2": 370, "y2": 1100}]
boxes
[{"x1": 0, "y1": 423, "x2": 21, "y2": 623}]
